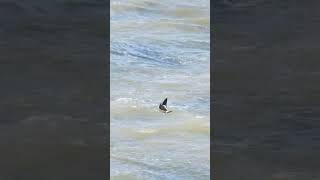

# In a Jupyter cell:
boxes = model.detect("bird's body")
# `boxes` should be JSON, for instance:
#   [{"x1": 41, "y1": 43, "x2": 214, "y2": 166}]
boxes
[{"x1": 159, "y1": 98, "x2": 172, "y2": 113}]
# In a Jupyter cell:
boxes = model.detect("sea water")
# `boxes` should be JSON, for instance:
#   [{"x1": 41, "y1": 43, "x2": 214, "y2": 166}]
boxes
[{"x1": 111, "y1": 0, "x2": 210, "y2": 179}]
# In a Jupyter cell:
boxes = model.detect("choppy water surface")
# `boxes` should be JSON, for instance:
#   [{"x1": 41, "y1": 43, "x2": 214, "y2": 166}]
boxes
[{"x1": 111, "y1": 0, "x2": 210, "y2": 179}]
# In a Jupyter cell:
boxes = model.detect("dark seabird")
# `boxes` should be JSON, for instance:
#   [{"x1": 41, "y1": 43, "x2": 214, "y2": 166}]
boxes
[{"x1": 159, "y1": 98, "x2": 172, "y2": 113}]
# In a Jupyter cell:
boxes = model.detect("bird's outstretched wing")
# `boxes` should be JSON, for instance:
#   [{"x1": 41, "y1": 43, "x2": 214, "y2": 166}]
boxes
[{"x1": 161, "y1": 98, "x2": 168, "y2": 106}]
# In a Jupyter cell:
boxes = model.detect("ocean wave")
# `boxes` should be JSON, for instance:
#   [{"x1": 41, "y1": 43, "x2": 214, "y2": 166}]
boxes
[
  {"x1": 111, "y1": 1, "x2": 161, "y2": 13},
  {"x1": 112, "y1": 19, "x2": 209, "y2": 34},
  {"x1": 112, "y1": 118, "x2": 210, "y2": 140},
  {"x1": 111, "y1": 0, "x2": 209, "y2": 19},
  {"x1": 110, "y1": 41, "x2": 183, "y2": 67}
]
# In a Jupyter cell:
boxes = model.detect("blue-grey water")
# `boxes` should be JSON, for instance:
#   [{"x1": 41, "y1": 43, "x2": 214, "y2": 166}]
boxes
[{"x1": 111, "y1": 0, "x2": 210, "y2": 179}]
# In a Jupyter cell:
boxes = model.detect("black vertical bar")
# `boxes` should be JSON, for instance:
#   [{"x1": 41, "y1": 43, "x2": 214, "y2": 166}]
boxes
[
  {"x1": 106, "y1": 0, "x2": 111, "y2": 177},
  {"x1": 0, "y1": 0, "x2": 108, "y2": 179},
  {"x1": 210, "y1": 0, "x2": 214, "y2": 179},
  {"x1": 212, "y1": 0, "x2": 320, "y2": 179}
]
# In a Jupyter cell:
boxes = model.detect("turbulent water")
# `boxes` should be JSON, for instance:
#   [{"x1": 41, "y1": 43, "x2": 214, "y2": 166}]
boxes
[{"x1": 110, "y1": 0, "x2": 210, "y2": 179}]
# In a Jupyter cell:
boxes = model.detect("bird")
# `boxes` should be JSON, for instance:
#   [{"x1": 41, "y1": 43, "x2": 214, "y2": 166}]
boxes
[{"x1": 159, "y1": 98, "x2": 172, "y2": 113}]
